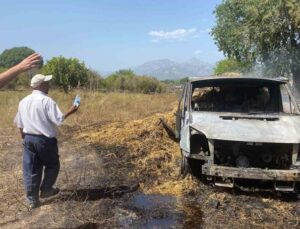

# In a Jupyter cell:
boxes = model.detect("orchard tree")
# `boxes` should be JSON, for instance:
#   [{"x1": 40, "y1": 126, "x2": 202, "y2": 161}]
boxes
[
  {"x1": 0, "y1": 47, "x2": 35, "y2": 68},
  {"x1": 105, "y1": 69, "x2": 135, "y2": 91},
  {"x1": 214, "y1": 58, "x2": 251, "y2": 75},
  {"x1": 211, "y1": 0, "x2": 300, "y2": 92},
  {"x1": 136, "y1": 76, "x2": 162, "y2": 93},
  {"x1": 42, "y1": 56, "x2": 88, "y2": 92},
  {"x1": 105, "y1": 69, "x2": 163, "y2": 93}
]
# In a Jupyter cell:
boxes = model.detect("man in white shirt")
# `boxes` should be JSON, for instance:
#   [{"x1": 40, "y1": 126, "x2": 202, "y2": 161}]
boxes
[{"x1": 14, "y1": 74, "x2": 79, "y2": 209}]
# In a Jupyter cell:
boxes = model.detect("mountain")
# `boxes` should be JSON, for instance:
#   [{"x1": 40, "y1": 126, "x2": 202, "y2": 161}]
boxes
[{"x1": 134, "y1": 58, "x2": 214, "y2": 80}]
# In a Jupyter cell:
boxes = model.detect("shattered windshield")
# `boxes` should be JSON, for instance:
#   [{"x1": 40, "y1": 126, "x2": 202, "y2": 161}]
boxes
[{"x1": 191, "y1": 83, "x2": 281, "y2": 113}]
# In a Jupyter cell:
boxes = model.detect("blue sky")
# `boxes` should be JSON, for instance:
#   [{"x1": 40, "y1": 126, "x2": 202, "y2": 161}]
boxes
[{"x1": 0, "y1": 0, "x2": 223, "y2": 72}]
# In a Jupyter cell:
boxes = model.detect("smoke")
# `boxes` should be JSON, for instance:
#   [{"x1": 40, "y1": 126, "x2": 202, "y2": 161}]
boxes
[
  {"x1": 240, "y1": 48, "x2": 300, "y2": 99},
  {"x1": 243, "y1": 48, "x2": 292, "y2": 78}
]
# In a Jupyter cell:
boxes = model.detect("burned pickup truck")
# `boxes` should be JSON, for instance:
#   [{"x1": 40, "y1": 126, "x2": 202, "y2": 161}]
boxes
[{"x1": 176, "y1": 76, "x2": 300, "y2": 192}]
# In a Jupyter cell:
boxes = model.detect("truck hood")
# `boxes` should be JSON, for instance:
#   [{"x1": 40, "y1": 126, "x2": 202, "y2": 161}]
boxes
[{"x1": 190, "y1": 112, "x2": 300, "y2": 143}]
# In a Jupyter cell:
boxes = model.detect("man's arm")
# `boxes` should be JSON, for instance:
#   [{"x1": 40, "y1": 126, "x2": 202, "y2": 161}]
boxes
[
  {"x1": 64, "y1": 105, "x2": 79, "y2": 120},
  {"x1": 0, "y1": 53, "x2": 42, "y2": 88},
  {"x1": 46, "y1": 99, "x2": 79, "y2": 126}
]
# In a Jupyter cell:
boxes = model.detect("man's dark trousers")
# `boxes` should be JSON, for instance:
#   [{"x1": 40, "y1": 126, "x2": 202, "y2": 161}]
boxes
[{"x1": 23, "y1": 134, "x2": 60, "y2": 204}]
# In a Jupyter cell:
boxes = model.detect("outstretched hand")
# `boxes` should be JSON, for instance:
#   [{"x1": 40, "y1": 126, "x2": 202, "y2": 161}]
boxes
[
  {"x1": 64, "y1": 105, "x2": 80, "y2": 120},
  {"x1": 71, "y1": 105, "x2": 79, "y2": 112},
  {"x1": 17, "y1": 53, "x2": 43, "y2": 72}
]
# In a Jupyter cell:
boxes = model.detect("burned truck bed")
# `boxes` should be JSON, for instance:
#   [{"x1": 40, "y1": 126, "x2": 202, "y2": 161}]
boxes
[{"x1": 176, "y1": 76, "x2": 300, "y2": 193}]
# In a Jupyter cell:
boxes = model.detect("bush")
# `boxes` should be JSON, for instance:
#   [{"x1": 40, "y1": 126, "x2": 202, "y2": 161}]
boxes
[{"x1": 104, "y1": 70, "x2": 164, "y2": 93}]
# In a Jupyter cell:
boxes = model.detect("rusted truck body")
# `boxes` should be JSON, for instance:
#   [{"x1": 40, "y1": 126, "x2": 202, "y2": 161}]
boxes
[{"x1": 177, "y1": 76, "x2": 300, "y2": 192}]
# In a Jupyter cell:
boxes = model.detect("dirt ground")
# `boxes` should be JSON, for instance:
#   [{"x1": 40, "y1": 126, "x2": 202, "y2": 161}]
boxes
[{"x1": 1, "y1": 110, "x2": 300, "y2": 228}]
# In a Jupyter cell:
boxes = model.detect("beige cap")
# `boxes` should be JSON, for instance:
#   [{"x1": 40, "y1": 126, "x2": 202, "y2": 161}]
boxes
[{"x1": 30, "y1": 74, "x2": 52, "y2": 88}]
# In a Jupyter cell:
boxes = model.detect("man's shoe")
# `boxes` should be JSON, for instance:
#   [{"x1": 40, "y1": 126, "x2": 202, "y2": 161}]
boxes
[
  {"x1": 40, "y1": 187, "x2": 60, "y2": 198},
  {"x1": 28, "y1": 201, "x2": 41, "y2": 210}
]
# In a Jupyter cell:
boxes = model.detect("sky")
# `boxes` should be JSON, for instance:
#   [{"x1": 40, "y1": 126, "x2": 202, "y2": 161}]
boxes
[{"x1": 0, "y1": 0, "x2": 224, "y2": 72}]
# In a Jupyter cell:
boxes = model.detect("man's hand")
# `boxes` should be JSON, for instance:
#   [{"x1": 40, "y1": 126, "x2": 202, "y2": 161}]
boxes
[
  {"x1": 16, "y1": 53, "x2": 43, "y2": 72},
  {"x1": 0, "y1": 53, "x2": 43, "y2": 88},
  {"x1": 70, "y1": 105, "x2": 79, "y2": 113},
  {"x1": 19, "y1": 128, "x2": 25, "y2": 139},
  {"x1": 64, "y1": 105, "x2": 79, "y2": 120}
]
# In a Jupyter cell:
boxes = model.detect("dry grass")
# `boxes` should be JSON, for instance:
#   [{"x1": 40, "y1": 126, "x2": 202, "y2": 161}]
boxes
[
  {"x1": 0, "y1": 89, "x2": 178, "y2": 128},
  {"x1": 80, "y1": 106, "x2": 202, "y2": 217},
  {"x1": 51, "y1": 90, "x2": 178, "y2": 125}
]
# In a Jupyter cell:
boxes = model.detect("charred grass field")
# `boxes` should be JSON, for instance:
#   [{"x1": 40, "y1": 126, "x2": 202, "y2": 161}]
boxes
[{"x1": 0, "y1": 90, "x2": 300, "y2": 228}]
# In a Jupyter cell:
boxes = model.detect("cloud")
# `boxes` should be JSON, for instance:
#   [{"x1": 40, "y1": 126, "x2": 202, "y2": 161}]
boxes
[
  {"x1": 149, "y1": 28, "x2": 197, "y2": 42},
  {"x1": 194, "y1": 50, "x2": 202, "y2": 55}
]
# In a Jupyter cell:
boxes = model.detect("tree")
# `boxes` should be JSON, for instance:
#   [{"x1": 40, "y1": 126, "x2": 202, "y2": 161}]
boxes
[
  {"x1": 211, "y1": 0, "x2": 300, "y2": 92},
  {"x1": 136, "y1": 76, "x2": 162, "y2": 93},
  {"x1": 42, "y1": 56, "x2": 88, "y2": 92},
  {"x1": 87, "y1": 69, "x2": 104, "y2": 91},
  {"x1": 105, "y1": 69, "x2": 136, "y2": 91},
  {"x1": 0, "y1": 47, "x2": 35, "y2": 68},
  {"x1": 214, "y1": 58, "x2": 251, "y2": 75},
  {"x1": 179, "y1": 77, "x2": 189, "y2": 84},
  {"x1": 104, "y1": 69, "x2": 164, "y2": 93}
]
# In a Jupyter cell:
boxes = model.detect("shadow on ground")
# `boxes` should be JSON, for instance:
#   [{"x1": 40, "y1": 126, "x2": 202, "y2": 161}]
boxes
[{"x1": 43, "y1": 184, "x2": 139, "y2": 204}]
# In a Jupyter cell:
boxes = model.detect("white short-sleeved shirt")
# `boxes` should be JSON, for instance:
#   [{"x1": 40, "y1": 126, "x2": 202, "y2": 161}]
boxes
[{"x1": 14, "y1": 90, "x2": 64, "y2": 138}]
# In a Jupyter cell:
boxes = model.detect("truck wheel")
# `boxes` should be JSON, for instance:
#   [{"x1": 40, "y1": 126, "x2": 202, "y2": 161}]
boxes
[{"x1": 180, "y1": 151, "x2": 190, "y2": 177}]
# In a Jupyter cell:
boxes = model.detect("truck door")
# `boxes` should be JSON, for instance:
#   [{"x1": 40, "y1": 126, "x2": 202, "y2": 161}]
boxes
[
  {"x1": 180, "y1": 82, "x2": 191, "y2": 153},
  {"x1": 175, "y1": 84, "x2": 186, "y2": 139}
]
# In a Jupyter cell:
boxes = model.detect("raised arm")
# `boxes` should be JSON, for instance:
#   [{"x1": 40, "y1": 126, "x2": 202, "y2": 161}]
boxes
[{"x1": 0, "y1": 53, "x2": 42, "y2": 88}]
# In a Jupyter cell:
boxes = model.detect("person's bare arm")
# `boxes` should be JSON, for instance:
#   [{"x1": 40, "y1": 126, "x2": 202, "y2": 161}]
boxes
[
  {"x1": 0, "y1": 53, "x2": 42, "y2": 88},
  {"x1": 19, "y1": 128, "x2": 25, "y2": 139},
  {"x1": 64, "y1": 105, "x2": 79, "y2": 120}
]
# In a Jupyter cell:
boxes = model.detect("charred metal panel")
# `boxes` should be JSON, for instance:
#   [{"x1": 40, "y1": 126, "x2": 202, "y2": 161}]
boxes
[
  {"x1": 189, "y1": 76, "x2": 287, "y2": 84},
  {"x1": 190, "y1": 113, "x2": 300, "y2": 144},
  {"x1": 179, "y1": 111, "x2": 191, "y2": 153},
  {"x1": 202, "y1": 165, "x2": 300, "y2": 181}
]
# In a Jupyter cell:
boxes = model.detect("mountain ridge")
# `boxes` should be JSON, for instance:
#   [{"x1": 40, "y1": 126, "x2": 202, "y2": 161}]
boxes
[{"x1": 134, "y1": 58, "x2": 214, "y2": 80}]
